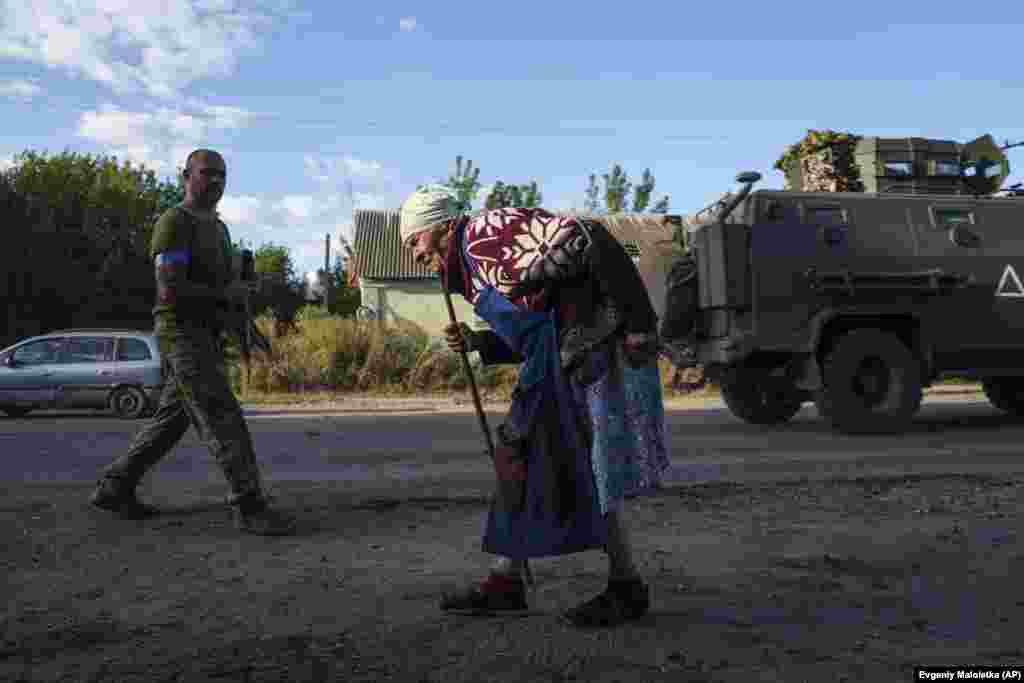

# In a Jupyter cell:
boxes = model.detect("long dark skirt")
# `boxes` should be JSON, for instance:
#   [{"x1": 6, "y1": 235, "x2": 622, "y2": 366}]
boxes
[{"x1": 481, "y1": 366, "x2": 608, "y2": 560}]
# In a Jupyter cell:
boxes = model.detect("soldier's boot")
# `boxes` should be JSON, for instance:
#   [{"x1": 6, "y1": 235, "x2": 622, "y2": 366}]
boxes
[
  {"x1": 89, "y1": 476, "x2": 160, "y2": 520},
  {"x1": 232, "y1": 493, "x2": 297, "y2": 536}
]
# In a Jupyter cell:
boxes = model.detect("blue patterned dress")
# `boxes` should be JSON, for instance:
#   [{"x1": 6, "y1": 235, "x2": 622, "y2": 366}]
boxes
[{"x1": 445, "y1": 209, "x2": 670, "y2": 558}]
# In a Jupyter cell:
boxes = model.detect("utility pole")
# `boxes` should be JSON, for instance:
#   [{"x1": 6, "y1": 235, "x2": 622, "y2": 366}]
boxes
[{"x1": 323, "y1": 233, "x2": 331, "y2": 312}]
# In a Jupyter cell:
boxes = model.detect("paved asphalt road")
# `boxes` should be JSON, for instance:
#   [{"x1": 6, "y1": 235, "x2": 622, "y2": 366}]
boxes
[{"x1": 2, "y1": 394, "x2": 1022, "y2": 496}]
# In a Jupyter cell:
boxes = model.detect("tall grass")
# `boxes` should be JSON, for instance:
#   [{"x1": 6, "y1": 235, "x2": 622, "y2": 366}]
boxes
[
  {"x1": 229, "y1": 306, "x2": 693, "y2": 398},
  {"x1": 227, "y1": 310, "x2": 521, "y2": 398}
]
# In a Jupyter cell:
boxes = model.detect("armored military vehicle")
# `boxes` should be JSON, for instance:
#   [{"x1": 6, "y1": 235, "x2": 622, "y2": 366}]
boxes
[{"x1": 671, "y1": 136, "x2": 1024, "y2": 434}]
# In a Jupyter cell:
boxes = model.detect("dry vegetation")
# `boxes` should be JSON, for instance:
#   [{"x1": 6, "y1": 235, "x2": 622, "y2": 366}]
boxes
[{"x1": 227, "y1": 313, "x2": 700, "y2": 401}]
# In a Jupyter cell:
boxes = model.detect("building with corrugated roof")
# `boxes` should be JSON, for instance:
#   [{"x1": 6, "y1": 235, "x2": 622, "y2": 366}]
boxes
[
  {"x1": 348, "y1": 208, "x2": 681, "y2": 336},
  {"x1": 348, "y1": 209, "x2": 484, "y2": 335}
]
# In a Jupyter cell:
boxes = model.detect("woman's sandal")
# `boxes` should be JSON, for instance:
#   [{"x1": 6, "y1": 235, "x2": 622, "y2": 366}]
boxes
[{"x1": 562, "y1": 578, "x2": 650, "y2": 627}]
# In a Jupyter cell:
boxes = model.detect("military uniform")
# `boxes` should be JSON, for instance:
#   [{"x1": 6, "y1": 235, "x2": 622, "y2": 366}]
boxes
[{"x1": 93, "y1": 204, "x2": 279, "y2": 526}]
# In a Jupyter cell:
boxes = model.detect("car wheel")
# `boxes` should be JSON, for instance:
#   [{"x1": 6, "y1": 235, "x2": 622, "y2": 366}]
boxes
[
  {"x1": 2, "y1": 407, "x2": 32, "y2": 418},
  {"x1": 981, "y1": 377, "x2": 1024, "y2": 416},
  {"x1": 816, "y1": 329, "x2": 922, "y2": 435},
  {"x1": 720, "y1": 366, "x2": 805, "y2": 426},
  {"x1": 110, "y1": 386, "x2": 149, "y2": 419}
]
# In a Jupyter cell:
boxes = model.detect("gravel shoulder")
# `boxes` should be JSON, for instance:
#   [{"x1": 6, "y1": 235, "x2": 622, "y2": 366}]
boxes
[
  {"x1": 3, "y1": 465, "x2": 1021, "y2": 682},
  {"x1": 238, "y1": 384, "x2": 985, "y2": 415}
]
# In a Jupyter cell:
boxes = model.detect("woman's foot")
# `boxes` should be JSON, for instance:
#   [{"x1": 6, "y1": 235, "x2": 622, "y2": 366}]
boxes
[
  {"x1": 440, "y1": 573, "x2": 528, "y2": 614},
  {"x1": 563, "y1": 577, "x2": 649, "y2": 627}
]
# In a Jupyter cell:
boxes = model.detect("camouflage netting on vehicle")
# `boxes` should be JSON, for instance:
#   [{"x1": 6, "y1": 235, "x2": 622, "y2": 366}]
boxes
[{"x1": 775, "y1": 129, "x2": 865, "y2": 192}]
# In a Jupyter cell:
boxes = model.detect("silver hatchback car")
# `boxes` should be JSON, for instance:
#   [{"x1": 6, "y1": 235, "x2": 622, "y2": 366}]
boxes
[{"x1": 0, "y1": 329, "x2": 163, "y2": 419}]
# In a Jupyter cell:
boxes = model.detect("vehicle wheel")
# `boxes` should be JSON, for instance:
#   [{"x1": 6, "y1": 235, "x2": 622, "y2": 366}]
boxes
[
  {"x1": 816, "y1": 329, "x2": 922, "y2": 434},
  {"x1": 981, "y1": 377, "x2": 1024, "y2": 416},
  {"x1": 2, "y1": 407, "x2": 31, "y2": 418},
  {"x1": 720, "y1": 367, "x2": 805, "y2": 425},
  {"x1": 110, "y1": 386, "x2": 149, "y2": 419}
]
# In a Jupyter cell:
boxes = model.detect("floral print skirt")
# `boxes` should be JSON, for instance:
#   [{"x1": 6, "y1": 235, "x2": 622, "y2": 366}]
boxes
[{"x1": 571, "y1": 343, "x2": 670, "y2": 515}]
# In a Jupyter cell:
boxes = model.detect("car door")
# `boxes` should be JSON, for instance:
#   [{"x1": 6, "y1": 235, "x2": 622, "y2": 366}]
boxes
[
  {"x1": 0, "y1": 339, "x2": 63, "y2": 408},
  {"x1": 113, "y1": 336, "x2": 159, "y2": 390},
  {"x1": 54, "y1": 336, "x2": 116, "y2": 409},
  {"x1": 979, "y1": 201, "x2": 1024, "y2": 361},
  {"x1": 748, "y1": 194, "x2": 853, "y2": 346},
  {"x1": 910, "y1": 199, "x2": 1004, "y2": 364}
]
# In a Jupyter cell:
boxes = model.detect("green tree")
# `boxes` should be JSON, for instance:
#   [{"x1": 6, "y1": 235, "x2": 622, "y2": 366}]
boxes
[
  {"x1": 446, "y1": 155, "x2": 481, "y2": 212},
  {"x1": 326, "y1": 253, "x2": 361, "y2": 317},
  {"x1": 419, "y1": 155, "x2": 482, "y2": 213},
  {"x1": 253, "y1": 243, "x2": 298, "y2": 284},
  {"x1": 584, "y1": 164, "x2": 670, "y2": 214},
  {"x1": 603, "y1": 164, "x2": 632, "y2": 213},
  {"x1": 247, "y1": 242, "x2": 306, "y2": 333},
  {"x1": 0, "y1": 149, "x2": 183, "y2": 340},
  {"x1": 483, "y1": 180, "x2": 543, "y2": 209},
  {"x1": 149, "y1": 172, "x2": 185, "y2": 222}
]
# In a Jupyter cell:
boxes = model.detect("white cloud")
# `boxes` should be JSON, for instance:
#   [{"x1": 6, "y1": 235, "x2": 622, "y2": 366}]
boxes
[
  {"x1": 0, "y1": 155, "x2": 15, "y2": 172},
  {"x1": 0, "y1": 79, "x2": 42, "y2": 99},
  {"x1": 303, "y1": 155, "x2": 390, "y2": 185},
  {"x1": 214, "y1": 154, "x2": 409, "y2": 276},
  {"x1": 398, "y1": 16, "x2": 417, "y2": 32},
  {"x1": 76, "y1": 101, "x2": 251, "y2": 173},
  {"x1": 277, "y1": 194, "x2": 317, "y2": 221},
  {"x1": 218, "y1": 194, "x2": 265, "y2": 225},
  {"x1": 0, "y1": 1, "x2": 294, "y2": 99}
]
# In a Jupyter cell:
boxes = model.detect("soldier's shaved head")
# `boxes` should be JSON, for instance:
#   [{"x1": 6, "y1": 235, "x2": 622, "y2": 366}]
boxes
[
  {"x1": 182, "y1": 149, "x2": 227, "y2": 210},
  {"x1": 184, "y1": 149, "x2": 225, "y2": 177}
]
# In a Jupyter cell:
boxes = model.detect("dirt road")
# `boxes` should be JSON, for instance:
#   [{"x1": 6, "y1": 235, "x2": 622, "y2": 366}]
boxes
[{"x1": 2, "y1": 392, "x2": 1022, "y2": 682}]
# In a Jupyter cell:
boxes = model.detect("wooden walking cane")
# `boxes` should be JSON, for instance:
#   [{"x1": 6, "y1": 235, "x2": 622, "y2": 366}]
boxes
[{"x1": 439, "y1": 273, "x2": 535, "y2": 589}]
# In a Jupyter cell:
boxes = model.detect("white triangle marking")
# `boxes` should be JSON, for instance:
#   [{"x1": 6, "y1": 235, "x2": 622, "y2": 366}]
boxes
[{"x1": 996, "y1": 265, "x2": 1024, "y2": 298}]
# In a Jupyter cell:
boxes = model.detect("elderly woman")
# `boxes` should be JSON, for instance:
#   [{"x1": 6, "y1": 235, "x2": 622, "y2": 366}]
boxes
[{"x1": 401, "y1": 185, "x2": 670, "y2": 627}]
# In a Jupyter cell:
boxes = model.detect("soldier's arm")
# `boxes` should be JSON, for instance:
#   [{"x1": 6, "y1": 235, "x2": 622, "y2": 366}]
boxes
[
  {"x1": 154, "y1": 254, "x2": 227, "y2": 305},
  {"x1": 151, "y1": 209, "x2": 229, "y2": 307}
]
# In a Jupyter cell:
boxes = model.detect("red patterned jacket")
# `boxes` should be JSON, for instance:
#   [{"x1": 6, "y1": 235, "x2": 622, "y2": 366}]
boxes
[{"x1": 442, "y1": 208, "x2": 657, "y2": 367}]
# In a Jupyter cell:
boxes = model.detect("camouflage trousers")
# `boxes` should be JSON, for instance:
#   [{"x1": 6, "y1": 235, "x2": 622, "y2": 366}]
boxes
[{"x1": 101, "y1": 322, "x2": 264, "y2": 503}]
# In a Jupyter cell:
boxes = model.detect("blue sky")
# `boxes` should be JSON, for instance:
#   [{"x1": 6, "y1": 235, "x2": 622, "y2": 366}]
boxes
[{"x1": 2, "y1": 1, "x2": 1023, "y2": 282}]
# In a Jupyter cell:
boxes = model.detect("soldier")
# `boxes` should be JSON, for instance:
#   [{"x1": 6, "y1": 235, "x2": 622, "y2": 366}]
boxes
[
  {"x1": 89, "y1": 149, "x2": 296, "y2": 536},
  {"x1": 402, "y1": 186, "x2": 671, "y2": 627}
]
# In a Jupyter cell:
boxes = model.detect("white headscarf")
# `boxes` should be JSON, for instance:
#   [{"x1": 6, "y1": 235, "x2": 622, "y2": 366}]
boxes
[{"x1": 399, "y1": 184, "x2": 463, "y2": 243}]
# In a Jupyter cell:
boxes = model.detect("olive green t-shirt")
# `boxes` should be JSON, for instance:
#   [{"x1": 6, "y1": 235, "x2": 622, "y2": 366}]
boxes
[{"x1": 150, "y1": 205, "x2": 234, "y2": 323}]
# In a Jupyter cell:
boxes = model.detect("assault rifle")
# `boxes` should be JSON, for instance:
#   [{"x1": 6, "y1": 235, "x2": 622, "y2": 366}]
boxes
[{"x1": 238, "y1": 249, "x2": 273, "y2": 376}]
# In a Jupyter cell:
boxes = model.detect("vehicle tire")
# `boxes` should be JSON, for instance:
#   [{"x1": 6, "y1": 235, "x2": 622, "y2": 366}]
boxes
[
  {"x1": 110, "y1": 386, "x2": 149, "y2": 419},
  {"x1": 720, "y1": 367, "x2": 805, "y2": 425},
  {"x1": 816, "y1": 329, "x2": 922, "y2": 435},
  {"x1": 981, "y1": 377, "x2": 1024, "y2": 416},
  {"x1": 2, "y1": 407, "x2": 32, "y2": 418}
]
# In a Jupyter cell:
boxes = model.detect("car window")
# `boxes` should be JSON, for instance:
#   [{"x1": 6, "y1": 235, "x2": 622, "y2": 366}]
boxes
[
  {"x1": 761, "y1": 199, "x2": 799, "y2": 223},
  {"x1": 883, "y1": 161, "x2": 914, "y2": 177},
  {"x1": 116, "y1": 338, "x2": 153, "y2": 361},
  {"x1": 806, "y1": 206, "x2": 848, "y2": 226},
  {"x1": 12, "y1": 339, "x2": 64, "y2": 365},
  {"x1": 931, "y1": 207, "x2": 975, "y2": 231},
  {"x1": 61, "y1": 337, "x2": 114, "y2": 364}
]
